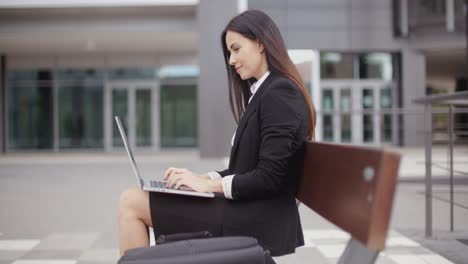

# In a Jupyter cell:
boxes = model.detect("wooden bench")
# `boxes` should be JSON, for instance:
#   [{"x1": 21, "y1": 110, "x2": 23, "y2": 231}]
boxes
[{"x1": 297, "y1": 141, "x2": 401, "y2": 263}]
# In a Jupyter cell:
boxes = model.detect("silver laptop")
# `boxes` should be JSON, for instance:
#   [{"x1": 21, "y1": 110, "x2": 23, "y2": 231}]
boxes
[{"x1": 115, "y1": 116, "x2": 215, "y2": 198}]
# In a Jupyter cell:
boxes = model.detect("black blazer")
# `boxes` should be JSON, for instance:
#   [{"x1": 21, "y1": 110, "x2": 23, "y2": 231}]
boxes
[{"x1": 217, "y1": 73, "x2": 310, "y2": 256}]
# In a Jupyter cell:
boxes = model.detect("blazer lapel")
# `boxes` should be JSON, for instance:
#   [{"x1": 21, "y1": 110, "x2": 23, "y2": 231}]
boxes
[{"x1": 229, "y1": 74, "x2": 276, "y2": 164}]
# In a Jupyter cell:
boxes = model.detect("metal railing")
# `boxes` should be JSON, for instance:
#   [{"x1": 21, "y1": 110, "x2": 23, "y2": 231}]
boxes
[{"x1": 413, "y1": 91, "x2": 468, "y2": 237}]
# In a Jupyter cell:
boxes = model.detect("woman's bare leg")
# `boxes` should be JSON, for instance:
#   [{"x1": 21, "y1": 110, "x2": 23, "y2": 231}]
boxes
[{"x1": 118, "y1": 187, "x2": 152, "y2": 256}]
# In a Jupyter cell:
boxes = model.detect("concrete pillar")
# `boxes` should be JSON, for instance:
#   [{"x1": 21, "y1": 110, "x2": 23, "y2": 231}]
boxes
[
  {"x1": 197, "y1": 0, "x2": 239, "y2": 158},
  {"x1": 402, "y1": 49, "x2": 427, "y2": 146}
]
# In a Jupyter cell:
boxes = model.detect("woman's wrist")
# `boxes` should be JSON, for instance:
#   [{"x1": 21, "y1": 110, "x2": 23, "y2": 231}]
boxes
[
  {"x1": 198, "y1": 174, "x2": 211, "y2": 179},
  {"x1": 207, "y1": 179, "x2": 223, "y2": 193}
]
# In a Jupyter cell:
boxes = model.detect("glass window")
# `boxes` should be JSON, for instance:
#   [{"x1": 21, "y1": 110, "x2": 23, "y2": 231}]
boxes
[
  {"x1": 322, "y1": 89, "x2": 334, "y2": 112},
  {"x1": 58, "y1": 81, "x2": 104, "y2": 148},
  {"x1": 136, "y1": 89, "x2": 152, "y2": 147},
  {"x1": 362, "y1": 88, "x2": 374, "y2": 143},
  {"x1": 112, "y1": 89, "x2": 128, "y2": 147},
  {"x1": 7, "y1": 69, "x2": 41, "y2": 82},
  {"x1": 158, "y1": 65, "x2": 199, "y2": 79},
  {"x1": 323, "y1": 115, "x2": 334, "y2": 142},
  {"x1": 340, "y1": 89, "x2": 352, "y2": 142},
  {"x1": 340, "y1": 89, "x2": 352, "y2": 112},
  {"x1": 320, "y1": 52, "x2": 353, "y2": 79},
  {"x1": 108, "y1": 68, "x2": 157, "y2": 80},
  {"x1": 381, "y1": 87, "x2": 393, "y2": 143},
  {"x1": 56, "y1": 68, "x2": 104, "y2": 81},
  {"x1": 160, "y1": 85, "x2": 197, "y2": 147},
  {"x1": 359, "y1": 53, "x2": 393, "y2": 80},
  {"x1": 8, "y1": 81, "x2": 54, "y2": 149},
  {"x1": 362, "y1": 88, "x2": 374, "y2": 109},
  {"x1": 322, "y1": 89, "x2": 334, "y2": 141}
]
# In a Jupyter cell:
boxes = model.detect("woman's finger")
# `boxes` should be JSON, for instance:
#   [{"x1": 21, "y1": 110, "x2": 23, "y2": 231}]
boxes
[
  {"x1": 174, "y1": 178, "x2": 184, "y2": 190},
  {"x1": 164, "y1": 167, "x2": 175, "y2": 180},
  {"x1": 166, "y1": 167, "x2": 182, "y2": 180},
  {"x1": 167, "y1": 175, "x2": 179, "y2": 188},
  {"x1": 174, "y1": 168, "x2": 188, "y2": 174}
]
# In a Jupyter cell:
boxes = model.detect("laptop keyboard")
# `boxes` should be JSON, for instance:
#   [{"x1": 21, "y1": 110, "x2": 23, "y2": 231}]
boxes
[{"x1": 149, "y1": 180, "x2": 173, "y2": 189}]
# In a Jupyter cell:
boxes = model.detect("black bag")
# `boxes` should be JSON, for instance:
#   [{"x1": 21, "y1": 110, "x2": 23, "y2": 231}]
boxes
[{"x1": 118, "y1": 232, "x2": 276, "y2": 264}]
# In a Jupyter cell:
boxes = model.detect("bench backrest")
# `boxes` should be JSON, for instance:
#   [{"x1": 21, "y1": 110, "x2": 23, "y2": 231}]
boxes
[{"x1": 296, "y1": 141, "x2": 401, "y2": 250}]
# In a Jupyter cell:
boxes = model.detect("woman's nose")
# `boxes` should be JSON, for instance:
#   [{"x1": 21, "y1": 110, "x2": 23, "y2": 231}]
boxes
[{"x1": 229, "y1": 55, "x2": 236, "y2": 65}]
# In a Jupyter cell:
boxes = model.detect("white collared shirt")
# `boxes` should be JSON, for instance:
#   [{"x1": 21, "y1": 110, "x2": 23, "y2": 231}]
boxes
[{"x1": 207, "y1": 71, "x2": 271, "y2": 199}]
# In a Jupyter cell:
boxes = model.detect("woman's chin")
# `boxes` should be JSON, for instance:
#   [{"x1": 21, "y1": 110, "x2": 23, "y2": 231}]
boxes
[{"x1": 238, "y1": 73, "x2": 250, "y2": 80}]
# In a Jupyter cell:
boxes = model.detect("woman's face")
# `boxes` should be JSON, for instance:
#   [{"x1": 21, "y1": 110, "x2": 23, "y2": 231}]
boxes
[{"x1": 225, "y1": 30, "x2": 267, "y2": 80}]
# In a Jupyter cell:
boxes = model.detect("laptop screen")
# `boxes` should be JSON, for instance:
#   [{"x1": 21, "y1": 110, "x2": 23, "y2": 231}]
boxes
[{"x1": 114, "y1": 116, "x2": 144, "y2": 187}]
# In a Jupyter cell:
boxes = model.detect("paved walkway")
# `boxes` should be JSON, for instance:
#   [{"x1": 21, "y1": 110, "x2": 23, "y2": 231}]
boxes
[{"x1": 0, "y1": 146, "x2": 467, "y2": 263}]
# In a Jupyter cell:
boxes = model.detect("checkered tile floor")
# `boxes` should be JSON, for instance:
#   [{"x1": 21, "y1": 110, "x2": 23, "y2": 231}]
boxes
[
  {"x1": 275, "y1": 229, "x2": 455, "y2": 264},
  {"x1": 0, "y1": 229, "x2": 454, "y2": 264}
]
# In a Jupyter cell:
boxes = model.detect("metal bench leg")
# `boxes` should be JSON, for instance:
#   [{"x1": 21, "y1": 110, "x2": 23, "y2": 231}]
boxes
[{"x1": 337, "y1": 238, "x2": 379, "y2": 264}]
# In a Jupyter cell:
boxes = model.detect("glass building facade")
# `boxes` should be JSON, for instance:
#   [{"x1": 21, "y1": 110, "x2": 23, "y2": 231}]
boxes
[
  {"x1": 6, "y1": 66, "x2": 198, "y2": 151},
  {"x1": 5, "y1": 52, "x2": 399, "y2": 151},
  {"x1": 285, "y1": 50, "x2": 400, "y2": 146},
  {"x1": 320, "y1": 52, "x2": 399, "y2": 145}
]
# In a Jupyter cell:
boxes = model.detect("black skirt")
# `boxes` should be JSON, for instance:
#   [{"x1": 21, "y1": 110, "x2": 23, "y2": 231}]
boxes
[{"x1": 149, "y1": 192, "x2": 227, "y2": 240}]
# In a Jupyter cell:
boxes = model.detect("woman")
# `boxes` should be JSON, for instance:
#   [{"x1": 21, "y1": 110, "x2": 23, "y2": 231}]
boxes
[{"x1": 118, "y1": 9, "x2": 316, "y2": 257}]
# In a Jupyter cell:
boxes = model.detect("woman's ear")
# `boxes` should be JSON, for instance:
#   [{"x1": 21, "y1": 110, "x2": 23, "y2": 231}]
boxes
[{"x1": 256, "y1": 39, "x2": 264, "y2": 53}]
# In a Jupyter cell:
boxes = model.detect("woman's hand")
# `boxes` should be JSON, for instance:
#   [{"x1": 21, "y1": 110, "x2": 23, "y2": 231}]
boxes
[{"x1": 164, "y1": 167, "x2": 211, "y2": 193}]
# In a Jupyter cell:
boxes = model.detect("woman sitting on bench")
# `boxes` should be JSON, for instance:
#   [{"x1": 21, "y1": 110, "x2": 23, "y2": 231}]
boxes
[{"x1": 118, "y1": 9, "x2": 316, "y2": 257}]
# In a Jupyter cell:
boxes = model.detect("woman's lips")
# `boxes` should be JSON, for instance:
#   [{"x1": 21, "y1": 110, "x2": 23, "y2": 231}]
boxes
[{"x1": 236, "y1": 66, "x2": 243, "y2": 72}]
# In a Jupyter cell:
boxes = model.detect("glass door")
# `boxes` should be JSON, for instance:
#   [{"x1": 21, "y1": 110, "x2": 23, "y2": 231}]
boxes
[
  {"x1": 320, "y1": 80, "x2": 396, "y2": 145},
  {"x1": 112, "y1": 88, "x2": 128, "y2": 147},
  {"x1": 362, "y1": 87, "x2": 375, "y2": 143},
  {"x1": 106, "y1": 81, "x2": 157, "y2": 150},
  {"x1": 321, "y1": 89, "x2": 334, "y2": 141},
  {"x1": 339, "y1": 88, "x2": 352, "y2": 142},
  {"x1": 135, "y1": 87, "x2": 152, "y2": 147}
]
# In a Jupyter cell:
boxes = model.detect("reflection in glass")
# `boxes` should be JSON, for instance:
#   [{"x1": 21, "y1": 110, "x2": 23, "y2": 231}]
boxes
[
  {"x1": 322, "y1": 89, "x2": 334, "y2": 141},
  {"x1": 362, "y1": 89, "x2": 374, "y2": 109},
  {"x1": 8, "y1": 70, "x2": 53, "y2": 149},
  {"x1": 160, "y1": 85, "x2": 197, "y2": 147},
  {"x1": 381, "y1": 88, "x2": 393, "y2": 142},
  {"x1": 108, "y1": 68, "x2": 156, "y2": 80},
  {"x1": 363, "y1": 115, "x2": 374, "y2": 143},
  {"x1": 158, "y1": 65, "x2": 199, "y2": 79},
  {"x1": 323, "y1": 116, "x2": 333, "y2": 142},
  {"x1": 340, "y1": 89, "x2": 352, "y2": 142},
  {"x1": 112, "y1": 89, "x2": 128, "y2": 147},
  {"x1": 56, "y1": 69, "x2": 104, "y2": 81},
  {"x1": 322, "y1": 89, "x2": 334, "y2": 111},
  {"x1": 382, "y1": 115, "x2": 392, "y2": 143},
  {"x1": 136, "y1": 89, "x2": 152, "y2": 147},
  {"x1": 362, "y1": 89, "x2": 374, "y2": 142},
  {"x1": 359, "y1": 53, "x2": 393, "y2": 80},
  {"x1": 59, "y1": 82, "x2": 103, "y2": 148},
  {"x1": 7, "y1": 69, "x2": 41, "y2": 82},
  {"x1": 320, "y1": 52, "x2": 353, "y2": 79}
]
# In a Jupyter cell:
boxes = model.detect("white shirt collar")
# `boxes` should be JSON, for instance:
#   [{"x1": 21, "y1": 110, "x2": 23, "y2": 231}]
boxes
[{"x1": 249, "y1": 71, "x2": 270, "y2": 103}]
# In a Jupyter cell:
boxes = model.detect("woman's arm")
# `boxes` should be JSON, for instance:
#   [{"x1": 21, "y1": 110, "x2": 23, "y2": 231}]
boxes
[{"x1": 230, "y1": 80, "x2": 307, "y2": 200}]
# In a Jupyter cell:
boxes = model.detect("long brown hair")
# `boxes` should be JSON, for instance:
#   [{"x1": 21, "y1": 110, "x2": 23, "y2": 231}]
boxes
[{"x1": 221, "y1": 10, "x2": 316, "y2": 140}]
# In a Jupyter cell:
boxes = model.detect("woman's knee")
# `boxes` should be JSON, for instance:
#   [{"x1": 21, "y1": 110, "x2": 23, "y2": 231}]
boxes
[
  {"x1": 118, "y1": 187, "x2": 151, "y2": 225},
  {"x1": 119, "y1": 187, "x2": 144, "y2": 214}
]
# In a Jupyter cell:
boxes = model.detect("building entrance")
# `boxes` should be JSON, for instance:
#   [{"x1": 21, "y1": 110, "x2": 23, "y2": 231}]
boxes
[
  {"x1": 320, "y1": 80, "x2": 398, "y2": 145},
  {"x1": 105, "y1": 81, "x2": 159, "y2": 151}
]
